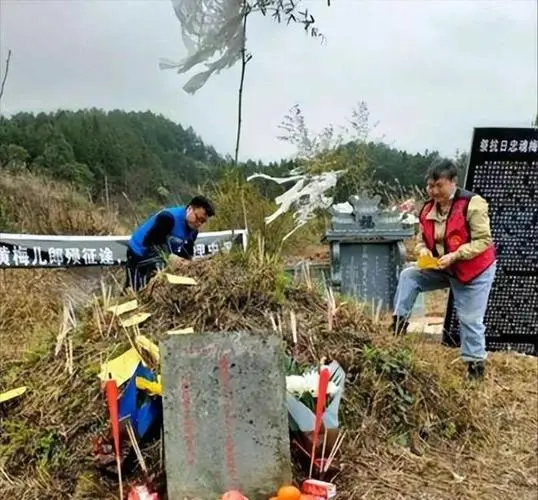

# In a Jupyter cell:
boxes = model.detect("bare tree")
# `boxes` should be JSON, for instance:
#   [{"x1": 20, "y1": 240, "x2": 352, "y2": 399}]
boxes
[
  {"x1": 160, "y1": 0, "x2": 330, "y2": 166},
  {"x1": 234, "y1": 2, "x2": 252, "y2": 166},
  {"x1": 232, "y1": 1, "x2": 329, "y2": 165}
]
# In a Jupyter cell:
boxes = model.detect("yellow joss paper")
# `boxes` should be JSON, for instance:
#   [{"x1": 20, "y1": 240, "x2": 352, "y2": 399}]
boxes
[
  {"x1": 135, "y1": 335, "x2": 160, "y2": 363},
  {"x1": 106, "y1": 300, "x2": 138, "y2": 316},
  {"x1": 120, "y1": 312, "x2": 152, "y2": 328},
  {"x1": 417, "y1": 254, "x2": 439, "y2": 270},
  {"x1": 99, "y1": 348, "x2": 142, "y2": 387},
  {"x1": 165, "y1": 273, "x2": 197, "y2": 286},
  {"x1": 167, "y1": 327, "x2": 195, "y2": 335},
  {"x1": 0, "y1": 386, "x2": 27, "y2": 404}
]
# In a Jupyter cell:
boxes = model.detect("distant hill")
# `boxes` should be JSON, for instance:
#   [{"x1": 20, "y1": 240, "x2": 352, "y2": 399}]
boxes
[
  {"x1": 0, "y1": 108, "x2": 462, "y2": 212},
  {"x1": 0, "y1": 109, "x2": 286, "y2": 207}
]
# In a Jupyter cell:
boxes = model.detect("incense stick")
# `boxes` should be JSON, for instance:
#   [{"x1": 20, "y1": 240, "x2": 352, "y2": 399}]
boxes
[
  {"x1": 116, "y1": 453, "x2": 124, "y2": 500},
  {"x1": 290, "y1": 310, "x2": 297, "y2": 344},
  {"x1": 323, "y1": 431, "x2": 339, "y2": 472},
  {"x1": 324, "y1": 430, "x2": 346, "y2": 472},
  {"x1": 319, "y1": 427, "x2": 328, "y2": 476},
  {"x1": 126, "y1": 420, "x2": 148, "y2": 473},
  {"x1": 308, "y1": 437, "x2": 316, "y2": 478}
]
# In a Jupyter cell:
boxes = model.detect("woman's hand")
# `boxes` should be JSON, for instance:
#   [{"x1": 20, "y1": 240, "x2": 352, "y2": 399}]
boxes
[
  {"x1": 437, "y1": 252, "x2": 458, "y2": 269},
  {"x1": 419, "y1": 248, "x2": 433, "y2": 258}
]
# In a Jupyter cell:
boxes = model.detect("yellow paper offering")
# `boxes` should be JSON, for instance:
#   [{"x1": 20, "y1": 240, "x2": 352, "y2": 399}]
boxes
[
  {"x1": 120, "y1": 312, "x2": 152, "y2": 328},
  {"x1": 99, "y1": 348, "x2": 142, "y2": 387},
  {"x1": 106, "y1": 300, "x2": 138, "y2": 316},
  {"x1": 165, "y1": 273, "x2": 197, "y2": 286},
  {"x1": 135, "y1": 335, "x2": 160, "y2": 364},
  {"x1": 417, "y1": 254, "x2": 439, "y2": 269},
  {"x1": 0, "y1": 386, "x2": 27, "y2": 404},
  {"x1": 167, "y1": 327, "x2": 195, "y2": 335}
]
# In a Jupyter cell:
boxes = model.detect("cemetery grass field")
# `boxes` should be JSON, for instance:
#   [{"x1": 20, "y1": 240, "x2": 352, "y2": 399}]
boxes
[{"x1": 1, "y1": 173, "x2": 537, "y2": 500}]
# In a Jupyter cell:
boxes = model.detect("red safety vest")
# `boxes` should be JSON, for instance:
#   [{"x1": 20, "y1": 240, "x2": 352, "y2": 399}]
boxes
[{"x1": 419, "y1": 189, "x2": 496, "y2": 284}]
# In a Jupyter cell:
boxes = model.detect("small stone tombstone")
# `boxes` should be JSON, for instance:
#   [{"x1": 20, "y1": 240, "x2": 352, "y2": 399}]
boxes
[
  {"x1": 160, "y1": 331, "x2": 292, "y2": 500},
  {"x1": 325, "y1": 193, "x2": 414, "y2": 311}
]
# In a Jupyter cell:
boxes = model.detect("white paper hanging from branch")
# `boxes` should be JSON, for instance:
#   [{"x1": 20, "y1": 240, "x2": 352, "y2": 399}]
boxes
[
  {"x1": 159, "y1": 0, "x2": 245, "y2": 94},
  {"x1": 247, "y1": 170, "x2": 345, "y2": 241}
]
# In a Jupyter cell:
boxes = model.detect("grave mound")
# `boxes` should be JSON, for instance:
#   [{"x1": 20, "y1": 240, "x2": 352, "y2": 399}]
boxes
[{"x1": 1, "y1": 251, "x2": 536, "y2": 499}]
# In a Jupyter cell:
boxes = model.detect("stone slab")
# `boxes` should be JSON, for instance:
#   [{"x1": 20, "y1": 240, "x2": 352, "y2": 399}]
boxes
[
  {"x1": 336, "y1": 241, "x2": 404, "y2": 311},
  {"x1": 160, "y1": 331, "x2": 292, "y2": 500}
]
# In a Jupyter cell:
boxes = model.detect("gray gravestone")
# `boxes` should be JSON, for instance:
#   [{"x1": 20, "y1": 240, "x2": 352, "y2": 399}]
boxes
[
  {"x1": 324, "y1": 193, "x2": 414, "y2": 311},
  {"x1": 160, "y1": 331, "x2": 292, "y2": 500}
]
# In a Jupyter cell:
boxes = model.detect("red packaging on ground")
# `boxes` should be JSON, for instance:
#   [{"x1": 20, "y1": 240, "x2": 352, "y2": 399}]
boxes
[{"x1": 302, "y1": 479, "x2": 336, "y2": 498}]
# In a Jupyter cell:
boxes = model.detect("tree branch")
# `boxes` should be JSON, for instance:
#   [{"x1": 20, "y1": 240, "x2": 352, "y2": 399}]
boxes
[
  {"x1": 233, "y1": 0, "x2": 331, "y2": 165},
  {"x1": 234, "y1": 5, "x2": 251, "y2": 166},
  {"x1": 0, "y1": 49, "x2": 12, "y2": 103}
]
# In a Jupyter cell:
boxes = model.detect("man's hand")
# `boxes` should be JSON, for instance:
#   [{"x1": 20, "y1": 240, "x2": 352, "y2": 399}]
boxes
[
  {"x1": 168, "y1": 253, "x2": 189, "y2": 269},
  {"x1": 437, "y1": 252, "x2": 458, "y2": 269}
]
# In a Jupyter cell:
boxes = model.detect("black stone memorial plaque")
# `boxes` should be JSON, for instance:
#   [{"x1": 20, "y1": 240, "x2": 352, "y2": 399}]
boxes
[{"x1": 443, "y1": 127, "x2": 538, "y2": 356}]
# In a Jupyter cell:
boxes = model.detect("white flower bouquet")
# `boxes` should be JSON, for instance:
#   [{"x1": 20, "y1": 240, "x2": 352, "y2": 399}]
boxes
[
  {"x1": 285, "y1": 360, "x2": 345, "y2": 433},
  {"x1": 285, "y1": 359, "x2": 346, "y2": 474}
]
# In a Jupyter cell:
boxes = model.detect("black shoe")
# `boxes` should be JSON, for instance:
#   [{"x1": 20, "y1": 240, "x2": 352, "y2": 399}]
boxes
[
  {"x1": 466, "y1": 361, "x2": 485, "y2": 381},
  {"x1": 391, "y1": 315, "x2": 409, "y2": 336}
]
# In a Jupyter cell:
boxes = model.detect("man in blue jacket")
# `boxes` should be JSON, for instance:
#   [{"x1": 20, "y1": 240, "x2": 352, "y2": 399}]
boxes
[{"x1": 124, "y1": 195, "x2": 215, "y2": 292}]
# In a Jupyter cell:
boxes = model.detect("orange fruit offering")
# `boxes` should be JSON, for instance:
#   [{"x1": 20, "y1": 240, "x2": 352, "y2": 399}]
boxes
[{"x1": 277, "y1": 485, "x2": 302, "y2": 500}]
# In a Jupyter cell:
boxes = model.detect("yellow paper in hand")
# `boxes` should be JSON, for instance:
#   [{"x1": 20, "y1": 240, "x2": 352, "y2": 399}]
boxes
[
  {"x1": 165, "y1": 274, "x2": 197, "y2": 286},
  {"x1": 417, "y1": 254, "x2": 439, "y2": 269},
  {"x1": 99, "y1": 348, "x2": 142, "y2": 386},
  {"x1": 0, "y1": 386, "x2": 27, "y2": 404},
  {"x1": 120, "y1": 312, "x2": 152, "y2": 328}
]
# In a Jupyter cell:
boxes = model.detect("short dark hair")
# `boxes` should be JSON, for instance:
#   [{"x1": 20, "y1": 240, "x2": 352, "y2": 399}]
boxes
[
  {"x1": 188, "y1": 195, "x2": 215, "y2": 217},
  {"x1": 425, "y1": 159, "x2": 458, "y2": 182}
]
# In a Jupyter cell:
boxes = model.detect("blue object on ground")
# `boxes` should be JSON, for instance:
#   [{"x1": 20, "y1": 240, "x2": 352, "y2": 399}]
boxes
[{"x1": 118, "y1": 362, "x2": 162, "y2": 439}]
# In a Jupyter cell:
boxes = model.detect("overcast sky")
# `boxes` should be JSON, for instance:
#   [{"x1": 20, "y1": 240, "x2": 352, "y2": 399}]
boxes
[{"x1": 0, "y1": 0, "x2": 536, "y2": 163}]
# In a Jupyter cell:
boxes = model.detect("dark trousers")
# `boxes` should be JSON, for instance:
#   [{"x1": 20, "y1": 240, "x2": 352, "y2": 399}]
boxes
[{"x1": 124, "y1": 249, "x2": 165, "y2": 293}]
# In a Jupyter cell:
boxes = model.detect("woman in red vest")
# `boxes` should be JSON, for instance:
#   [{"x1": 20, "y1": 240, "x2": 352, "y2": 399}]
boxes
[{"x1": 392, "y1": 160, "x2": 497, "y2": 380}]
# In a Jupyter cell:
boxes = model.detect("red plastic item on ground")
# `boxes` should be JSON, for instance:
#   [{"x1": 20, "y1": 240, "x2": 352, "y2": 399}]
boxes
[{"x1": 302, "y1": 479, "x2": 336, "y2": 498}]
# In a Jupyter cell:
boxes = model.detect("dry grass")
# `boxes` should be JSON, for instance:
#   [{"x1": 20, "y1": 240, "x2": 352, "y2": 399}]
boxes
[
  {"x1": 0, "y1": 173, "x2": 127, "y2": 362},
  {"x1": 0, "y1": 269, "x2": 65, "y2": 361},
  {"x1": 0, "y1": 268, "x2": 119, "y2": 363},
  {"x1": 336, "y1": 341, "x2": 538, "y2": 499},
  {"x1": 1, "y1": 173, "x2": 536, "y2": 500},
  {"x1": 0, "y1": 173, "x2": 127, "y2": 235},
  {"x1": 1, "y1": 252, "x2": 536, "y2": 500}
]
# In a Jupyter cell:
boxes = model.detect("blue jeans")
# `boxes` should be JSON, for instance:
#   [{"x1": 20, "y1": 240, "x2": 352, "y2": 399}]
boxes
[{"x1": 393, "y1": 262, "x2": 497, "y2": 362}]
